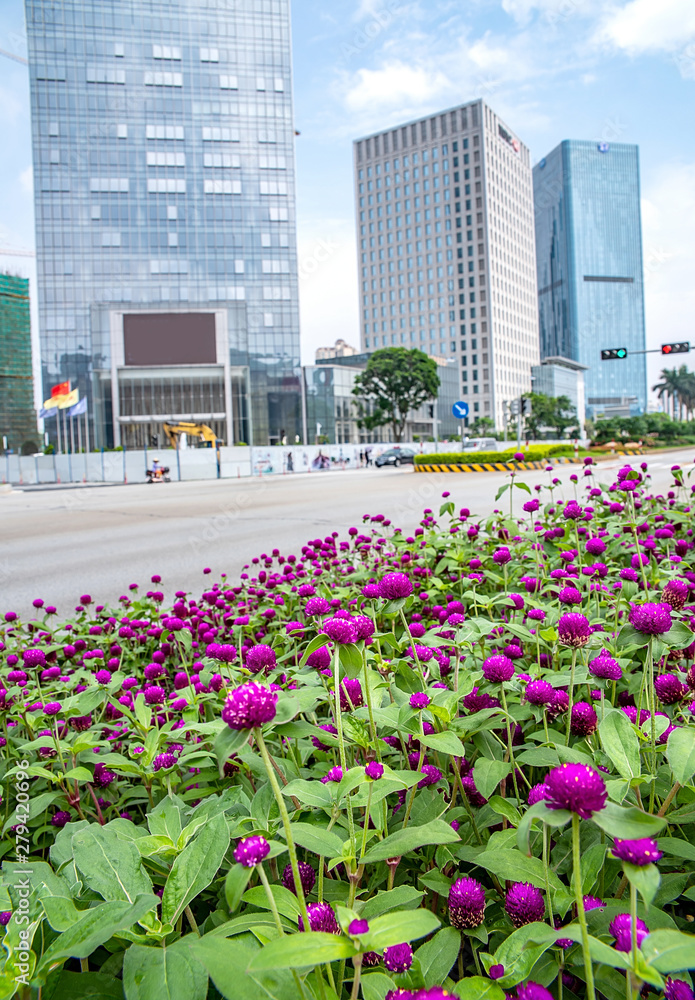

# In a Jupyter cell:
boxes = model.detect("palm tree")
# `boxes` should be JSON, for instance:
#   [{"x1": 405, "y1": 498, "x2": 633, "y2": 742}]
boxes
[{"x1": 653, "y1": 367, "x2": 682, "y2": 419}]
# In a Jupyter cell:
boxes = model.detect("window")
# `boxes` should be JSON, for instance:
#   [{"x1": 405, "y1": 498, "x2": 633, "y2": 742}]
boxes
[
  {"x1": 146, "y1": 125, "x2": 184, "y2": 140},
  {"x1": 147, "y1": 151, "x2": 185, "y2": 167},
  {"x1": 86, "y1": 67, "x2": 125, "y2": 84},
  {"x1": 259, "y1": 155, "x2": 287, "y2": 169},
  {"x1": 114, "y1": 42, "x2": 124, "y2": 57},
  {"x1": 262, "y1": 260, "x2": 290, "y2": 273},
  {"x1": 259, "y1": 180, "x2": 288, "y2": 195},
  {"x1": 203, "y1": 179, "x2": 241, "y2": 194},
  {"x1": 167, "y1": 206, "x2": 178, "y2": 220},
  {"x1": 90, "y1": 205, "x2": 101, "y2": 220},
  {"x1": 257, "y1": 77, "x2": 266, "y2": 91},
  {"x1": 220, "y1": 75, "x2": 239, "y2": 90},
  {"x1": 274, "y1": 77, "x2": 284, "y2": 91},
  {"x1": 90, "y1": 178, "x2": 129, "y2": 192},
  {"x1": 264, "y1": 313, "x2": 274, "y2": 326},
  {"x1": 100, "y1": 232, "x2": 121, "y2": 247},
  {"x1": 147, "y1": 179, "x2": 186, "y2": 193},
  {"x1": 203, "y1": 153, "x2": 240, "y2": 168},
  {"x1": 258, "y1": 131, "x2": 277, "y2": 143},
  {"x1": 153, "y1": 45, "x2": 181, "y2": 60},
  {"x1": 144, "y1": 72, "x2": 183, "y2": 86},
  {"x1": 202, "y1": 127, "x2": 240, "y2": 141},
  {"x1": 200, "y1": 48, "x2": 219, "y2": 62},
  {"x1": 117, "y1": 124, "x2": 128, "y2": 139},
  {"x1": 269, "y1": 206, "x2": 289, "y2": 221},
  {"x1": 263, "y1": 286, "x2": 291, "y2": 299},
  {"x1": 261, "y1": 233, "x2": 271, "y2": 247},
  {"x1": 150, "y1": 260, "x2": 189, "y2": 274}
]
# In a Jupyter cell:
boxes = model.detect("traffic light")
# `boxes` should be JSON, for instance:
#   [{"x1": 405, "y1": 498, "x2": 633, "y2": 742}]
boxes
[
  {"x1": 509, "y1": 400, "x2": 520, "y2": 416},
  {"x1": 601, "y1": 348, "x2": 628, "y2": 360},
  {"x1": 661, "y1": 343, "x2": 690, "y2": 355},
  {"x1": 521, "y1": 398, "x2": 532, "y2": 416}
]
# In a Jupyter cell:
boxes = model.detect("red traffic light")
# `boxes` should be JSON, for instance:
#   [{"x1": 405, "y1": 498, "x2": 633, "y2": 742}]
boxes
[{"x1": 661, "y1": 343, "x2": 690, "y2": 355}]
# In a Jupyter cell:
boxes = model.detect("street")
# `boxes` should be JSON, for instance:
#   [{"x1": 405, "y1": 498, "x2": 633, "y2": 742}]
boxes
[{"x1": 0, "y1": 449, "x2": 689, "y2": 618}]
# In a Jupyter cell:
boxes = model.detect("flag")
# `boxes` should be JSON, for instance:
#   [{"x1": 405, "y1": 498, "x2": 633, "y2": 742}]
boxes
[
  {"x1": 38, "y1": 407, "x2": 57, "y2": 419},
  {"x1": 57, "y1": 388, "x2": 79, "y2": 409},
  {"x1": 68, "y1": 397, "x2": 87, "y2": 418},
  {"x1": 51, "y1": 381, "x2": 70, "y2": 398},
  {"x1": 43, "y1": 396, "x2": 59, "y2": 410}
]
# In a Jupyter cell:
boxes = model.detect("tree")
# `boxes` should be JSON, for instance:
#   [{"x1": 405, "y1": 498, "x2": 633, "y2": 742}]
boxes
[
  {"x1": 522, "y1": 392, "x2": 576, "y2": 440},
  {"x1": 652, "y1": 366, "x2": 694, "y2": 420},
  {"x1": 469, "y1": 416, "x2": 495, "y2": 437},
  {"x1": 353, "y1": 348, "x2": 440, "y2": 443}
]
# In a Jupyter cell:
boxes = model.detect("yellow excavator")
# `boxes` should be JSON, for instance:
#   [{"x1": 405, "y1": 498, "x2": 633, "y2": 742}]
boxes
[{"x1": 162, "y1": 422, "x2": 224, "y2": 449}]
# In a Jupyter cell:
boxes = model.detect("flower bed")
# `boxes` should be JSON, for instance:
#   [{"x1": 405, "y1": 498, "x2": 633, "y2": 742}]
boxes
[
  {"x1": 1, "y1": 457, "x2": 695, "y2": 1000},
  {"x1": 414, "y1": 444, "x2": 579, "y2": 467}
]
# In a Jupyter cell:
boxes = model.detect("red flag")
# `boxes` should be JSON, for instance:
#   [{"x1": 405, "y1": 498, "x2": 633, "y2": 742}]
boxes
[{"x1": 51, "y1": 381, "x2": 70, "y2": 398}]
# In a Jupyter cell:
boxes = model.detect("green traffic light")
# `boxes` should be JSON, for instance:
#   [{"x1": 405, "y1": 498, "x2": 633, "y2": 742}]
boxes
[{"x1": 617, "y1": 349, "x2": 626, "y2": 358}]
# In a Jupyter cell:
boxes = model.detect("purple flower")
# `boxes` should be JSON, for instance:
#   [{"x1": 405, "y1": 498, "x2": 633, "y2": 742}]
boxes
[
  {"x1": 51, "y1": 810, "x2": 71, "y2": 828},
  {"x1": 409, "y1": 692, "x2": 431, "y2": 710},
  {"x1": 0, "y1": 912, "x2": 11, "y2": 926},
  {"x1": 661, "y1": 580, "x2": 689, "y2": 611},
  {"x1": 43, "y1": 702, "x2": 62, "y2": 716},
  {"x1": 153, "y1": 752, "x2": 177, "y2": 772},
  {"x1": 609, "y1": 912, "x2": 649, "y2": 952},
  {"x1": 570, "y1": 702, "x2": 598, "y2": 736},
  {"x1": 588, "y1": 653, "x2": 622, "y2": 681},
  {"x1": 93, "y1": 763, "x2": 116, "y2": 788},
  {"x1": 504, "y1": 882, "x2": 545, "y2": 928},
  {"x1": 583, "y1": 895, "x2": 605, "y2": 911},
  {"x1": 448, "y1": 876, "x2": 486, "y2": 929},
  {"x1": 655, "y1": 673, "x2": 689, "y2": 705},
  {"x1": 664, "y1": 979, "x2": 695, "y2": 1000},
  {"x1": 282, "y1": 861, "x2": 316, "y2": 895},
  {"x1": 527, "y1": 783, "x2": 551, "y2": 805},
  {"x1": 340, "y1": 678, "x2": 363, "y2": 711},
  {"x1": 383, "y1": 943, "x2": 413, "y2": 974},
  {"x1": 612, "y1": 838, "x2": 663, "y2": 867},
  {"x1": 493, "y1": 547, "x2": 512, "y2": 565},
  {"x1": 525, "y1": 680, "x2": 554, "y2": 706},
  {"x1": 365, "y1": 761, "x2": 384, "y2": 780},
  {"x1": 545, "y1": 763, "x2": 607, "y2": 818},
  {"x1": 234, "y1": 835, "x2": 270, "y2": 867},
  {"x1": 461, "y1": 774, "x2": 488, "y2": 807},
  {"x1": 558, "y1": 587, "x2": 582, "y2": 606},
  {"x1": 348, "y1": 919, "x2": 369, "y2": 935},
  {"x1": 378, "y1": 572, "x2": 413, "y2": 599},
  {"x1": 311, "y1": 723, "x2": 338, "y2": 751},
  {"x1": 298, "y1": 902, "x2": 340, "y2": 934},
  {"x1": 523, "y1": 499, "x2": 540, "y2": 513},
  {"x1": 323, "y1": 617, "x2": 359, "y2": 644},
  {"x1": 221, "y1": 682, "x2": 278, "y2": 730},
  {"x1": 144, "y1": 686, "x2": 166, "y2": 705},
  {"x1": 305, "y1": 597, "x2": 331, "y2": 616},
  {"x1": 23, "y1": 648, "x2": 46, "y2": 669},
  {"x1": 94, "y1": 669, "x2": 112, "y2": 684},
  {"x1": 563, "y1": 501, "x2": 583, "y2": 520},
  {"x1": 246, "y1": 644, "x2": 277, "y2": 674},
  {"x1": 629, "y1": 602, "x2": 673, "y2": 636},
  {"x1": 516, "y1": 984, "x2": 554, "y2": 1000},
  {"x1": 586, "y1": 537, "x2": 606, "y2": 556},
  {"x1": 489, "y1": 964, "x2": 505, "y2": 980},
  {"x1": 558, "y1": 613, "x2": 592, "y2": 648},
  {"x1": 207, "y1": 643, "x2": 236, "y2": 663},
  {"x1": 417, "y1": 764, "x2": 443, "y2": 788},
  {"x1": 320, "y1": 766, "x2": 343, "y2": 784},
  {"x1": 482, "y1": 654, "x2": 515, "y2": 683}
]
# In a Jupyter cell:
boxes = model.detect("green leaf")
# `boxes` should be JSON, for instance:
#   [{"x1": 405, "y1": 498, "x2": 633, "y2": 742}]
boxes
[
  {"x1": 623, "y1": 862, "x2": 661, "y2": 908},
  {"x1": 363, "y1": 820, "x2": 458, "y2": 865},
  {"x1": 123, "y1": 940, "x2": 209, "y2": 1000},
  {"x1": 641, "y1": 928, "x2": 695, "y2": 972},
  {"x1": 299, "y1": 633, "x2": 331, "y2": 667},
  {"x1": 161, "y1": 813, "x2": 230, "y2": 926},
  {"x1": 417, "y1": 731, "x2": 466, "y2": 757},
  {"x1": 242, "y1": 885, "x2": 301, "y2": 922},
  {"x1": 472, "y1": 849, "x2": 563, "y2": 891},
  {"x1": 495, "y1": 484, "x2": 510, "y2": 501},
  {"x1": 247, "y1": 931, "x2": 356, "y2": 970},
  {"x1": 666, "y1": 726, "x2": 695, "y2": 785},
  {"x1": 656, "y1": 837, "x2": 695, "y2": 862},
  {"x1": 599, "y1": 710, "x2": 641, "y2": 781},
  {"x1": 45, "y1": 970, "x2": 126, "y2": 1000},
  {"x1": 287, "y1": 822, "x2": 344, "y2": 858},
  {"x1": 214, "y1": 725, "x2": 250, "y2": 775},
  {"x1": 40, "y1": 895, "x2": 158, "y2": 969},
  {"x1": 72, "y1": 824, "x2": 153, "y2": 903},
  {"x1": 661, "y1": 620, "x2": 694, "y2": 649},
  {"x1": 591, "y1": 802, "x2": 666, "y2": 839},
  {"x1": 581, "y1": 843, "x2": 607, "y2": 896},
  {"x1": 225, "y1": 864, "x2": 253, "y2": 915},
  {"x1": 516, "y1": 801, "x2": 572, "y2": 855},
  {"x1": 488, "y1": 921, "x2": 556, "y2": 987},
  {"x1": 361, "y1": 973, "x2": 398, "y2": 1000},
  {"x1": 363, "y1": 909, "x2": 440, "y2": 951},
  {"x1": 488, "y1": 796, "x2": 522, "y2": 827},
  {"x1": 147, "y1": 797, "x2": 184, "y2": 843},
  {"x1": 189, "y1": 935, "x2": 297, "y2": 1000},
  {"x1": 281, "y1": 779, "x2": 332, "y2": 808},
  {"x1": 472, "y1": 759, "x2": 512, "y2": 800},
  {"x1": 415, "y1": 927, "x2": 461, "y2": 987},
  {"x1": 339, "y1": 642, "x2": 364, "y2": 678},
  {"x1": 452, "y1": 978, "x2": 505, "y2": 1000},
  {"x1": 361, "y1": 886, "x2": 424, "y2": 920}
]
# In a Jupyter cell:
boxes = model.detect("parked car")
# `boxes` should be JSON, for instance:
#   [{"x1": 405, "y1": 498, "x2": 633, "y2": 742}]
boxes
[{"x1": 375, "y1": 448, "x2": 415, "y2": 468}]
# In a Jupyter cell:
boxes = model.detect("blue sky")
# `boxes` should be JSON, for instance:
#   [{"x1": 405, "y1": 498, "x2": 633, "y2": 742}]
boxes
[{"x1": 2, "y1": 0, "x2": 694, "y2": 396}]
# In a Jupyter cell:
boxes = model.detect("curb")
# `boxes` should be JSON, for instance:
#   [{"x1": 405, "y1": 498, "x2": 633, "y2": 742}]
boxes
[{"x1": 414, "y1": 457, "x2": 577, "y2": 474}]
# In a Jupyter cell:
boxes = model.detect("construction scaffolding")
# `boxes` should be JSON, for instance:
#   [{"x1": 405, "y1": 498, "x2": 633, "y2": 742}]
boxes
[{"x1": 0, "y1": 273, "x2": 38, "y2": 454}]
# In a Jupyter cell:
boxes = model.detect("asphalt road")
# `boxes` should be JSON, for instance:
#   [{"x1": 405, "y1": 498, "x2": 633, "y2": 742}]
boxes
[{"x1": 0, "y1": 449, "x2": 690, "y2": 618}]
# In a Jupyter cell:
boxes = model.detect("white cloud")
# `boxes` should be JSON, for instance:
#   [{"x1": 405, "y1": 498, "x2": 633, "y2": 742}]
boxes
[
  {"x1": 343, "y1": 62, "x2": 450, "y2": 114},
  {"x1": 19, "y1": 165, "x2": 33, "y2": 195},
  {"x1": 598, "y1": 0, "x2": 695, "y2": 54}
]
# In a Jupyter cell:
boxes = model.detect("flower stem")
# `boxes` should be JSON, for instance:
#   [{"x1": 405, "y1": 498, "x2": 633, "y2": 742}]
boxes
[
  {"x1": 360, "y1": 783, "x2": 373, "y2": 861},
  {"x1": 572, "y1": 813, "x2": 596, "y2": 1000},
  {"x1": 258, "y1": 864, "x2": 310, "y2": 1000},
  {"x1": 566, "y1": 647, "x2": 578, "y2": 746},
  {"x1": 350, "y1": 955, "x2": 363, "y2": 1000},
  {"x1": 254, "y1": 727, "x2": 310, "y2": 931}
]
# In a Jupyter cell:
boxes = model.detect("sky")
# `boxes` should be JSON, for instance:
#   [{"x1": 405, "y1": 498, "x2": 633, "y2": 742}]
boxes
[{"x1": 1, "y1": 0, "x2": 694, "y2": 401}]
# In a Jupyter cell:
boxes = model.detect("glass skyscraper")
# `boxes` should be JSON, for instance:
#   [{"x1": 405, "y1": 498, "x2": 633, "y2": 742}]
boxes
[
  {"x1": 25, "y1": 0, "x2": 301, "y2": 449},
  {"x1": 354, "y1": 100, "x2": 540, "y2": 433},
  {"x1": 533, "y1": 140, "x2": 647, "y2": 417}
]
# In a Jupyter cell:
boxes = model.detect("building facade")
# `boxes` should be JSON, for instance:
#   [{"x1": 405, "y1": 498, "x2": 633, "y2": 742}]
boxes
[
  {"x1": 533, "y1": 140, "x2": 647, "y2": 416},
  {"x1": 353, "y1": 99, "x2": 540, "y2": 431},
  {"x1": 530, "y1": 355, "x2": 587, "y2": 435},
  {"x1": 315, "y1": 338, "x2": 358, "y2": 361},
  {"x1": 25, "y1": 0, "x2": 301, "y2": 449},
  {"x1": 0, "y1": 274, "x2": 38, "y2": 454}
]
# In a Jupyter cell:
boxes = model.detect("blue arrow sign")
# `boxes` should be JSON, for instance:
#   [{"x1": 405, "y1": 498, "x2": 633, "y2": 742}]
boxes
[{"x1": 452, "y1": 401, "x2": 469, "y2": 419}]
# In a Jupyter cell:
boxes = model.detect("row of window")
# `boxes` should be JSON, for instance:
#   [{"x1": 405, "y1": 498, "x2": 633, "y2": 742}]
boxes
[{"x1": 85, "y1": 177, "x2": 289, "y2": 196}]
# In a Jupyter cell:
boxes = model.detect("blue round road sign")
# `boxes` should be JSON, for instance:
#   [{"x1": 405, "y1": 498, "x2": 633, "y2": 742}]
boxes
[{"x1": 452, "y1": 401, "x2": 469, "y2": 419}]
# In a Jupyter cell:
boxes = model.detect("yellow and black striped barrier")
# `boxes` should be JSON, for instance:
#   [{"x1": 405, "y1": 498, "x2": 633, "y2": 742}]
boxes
[{"x1": 414, "y1": 457, "x2": 576, "y2": 474}]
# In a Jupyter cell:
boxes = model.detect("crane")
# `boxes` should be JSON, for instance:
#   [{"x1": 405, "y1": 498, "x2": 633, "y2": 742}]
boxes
[{"x1": 162, "y1": 422, "x2": 223, "y2": 449}]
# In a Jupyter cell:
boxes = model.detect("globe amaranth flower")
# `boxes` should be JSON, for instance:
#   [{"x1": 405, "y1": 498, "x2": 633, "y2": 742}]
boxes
[
  {"x1": 525, "y1": 680, "x2": 554, "y2": 706},
  {"x1": 664, "y1": 978, "x2": 695, "y2": 1000},
  {"x1": 563, "y1": 501, "x2": 583, "y2": 520},
  {"x1": 311, "y1": 723, "x2": 338, "y2": 751},
  {"x1": 504, "y1": 882, "x2": 545, "y2": 928},
  {"x1": 414, "y1": 990, "x2": 452, "y2": 1000},
  {"x1": 51, "y1": 810, "x2": 71, "y2": 828},
  {"x1": 93, "y1": 762, "x2": 116, "y2": 788},
  {"x1": 661, "y1": 579, "x2": 690, "y2": 611},
  {"x1": 588, "y1": 653, "x2": 622, "y2": 681},
  {"x1": 221, "y1": 682, "x2": 278, "y2": 730},
  {"x1": 545, "y1": 763, "x2": 607, "y2": 818},
  {"x1": 558, "y1": 613, "x2": 592, "y2": 648},
  {"x1": 558, "y1": 586, "x2": 583, "y2": 606},
  {"x1": 417, "y1": 764, "x2": 443, "y2": 788},
  {"x1": 489, "y1": 965, "x2": 505, "y2": 980},
  {"x1": 234, "y1": 835, "x2": 270, "y2": 867},
  {"x1": 383, "y1": 943, "x2": 413, "y2": 974},
  {"x1": 320, "y1": 765, "x2": 343, "y2": 784},
  {"x1": 378, "y1": 572, "x2": 413, "y2": 599},
  {"x1": 586, "y1": 537, "x2": 606, "y2": 556},
  {"x1": 153, "y1": 752, "x2": 177, "y2": 771},
  {"x1": 655, "y1": 673, "x2": 689, "y2": 705},
  {"x1": 323, "y1": 617, "x2": 359, "y2": 644},
  {"x1": 516, "y1": 984, "x2": 554, "y2": 1000},
  {"x1": 245, "y1": 644, "x2": 277, "y2": 674},
  {"x1": 493, "y1": 547, "x2": 512, "y2": 565},
  {"x1": 527, "y1": 782, "x2": 551, "y2": 806},
  {"x1": 365, "y1": 761, "x2": 384, "y2": 780},
  {"x1": 305, "y1": 597, "x2": 331, "y2": 616},
  {"x1": 461, "y1": 774, "x2": 488, "y2": 807},
  {"x1": 612, "y1": 838, "x2": 663, "y2": 866},
  {"x1": 282, "y1": 861, "x2": 316, "y2": 895},
  {"x1": 570, "y1": 701, "x2": 598, "y2": 736},
  {"x1": 448, "y1": 876, "x2": 486, "y2": 929},
  {"x1": 409, "y1": 691, "x2": 431, "y2": 710},
  {"x1": 523, "y1": 498, "x2": 540, "y2": 513},
  {"x1": 348, "y1": 919, "x2": 369, "y2": 935},
  {"x1": 609, "y1": 912, "x2": 649, "y2": 952},
  {"x1": 482, "y1": 654, "x2": 515, "y2": 683},
  {"x1": 340, "y1": 678, "x2": 363, "y2": 711},
  {"x1": 23, "y1": 648, "x2": 46, "y2": 669},
  {"x1": 206, "y1": 642, "x2": 236, "y2": 663},
  {"x1": 43, "y1": 702, "x2": 62, "y2": 716},
  {"x1": 298, "y1": 902, "x2": 340, "y2": 934},
  {"x1": 385, "y1": 992, "x2": 415, "y2": 1000},
  {"x1": 628, "y1": 602, "x2": 673, "y2": 636},
  {"x1": 583, "y1": 895, "x2": 605, "y2": 912}
]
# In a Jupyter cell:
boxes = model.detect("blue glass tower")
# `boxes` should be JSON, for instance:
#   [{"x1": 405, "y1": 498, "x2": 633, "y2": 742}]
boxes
[
  {"x1": 25, "y1": 0, "x2": 301, "y2": 448},
  {"x1": 533, "y1": 140, "x2": 647, "y2": 417}
]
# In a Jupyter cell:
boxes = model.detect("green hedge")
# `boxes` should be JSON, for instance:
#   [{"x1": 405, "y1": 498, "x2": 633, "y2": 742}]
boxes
[{"x1": 414, "y1": 444, "x2": 576, "y2": 466}]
